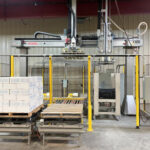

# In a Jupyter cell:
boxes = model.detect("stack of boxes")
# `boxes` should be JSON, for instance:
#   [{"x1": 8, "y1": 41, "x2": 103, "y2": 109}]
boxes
[{"x1": 0, "y1": 77, "x2": 43, "y2": 113}]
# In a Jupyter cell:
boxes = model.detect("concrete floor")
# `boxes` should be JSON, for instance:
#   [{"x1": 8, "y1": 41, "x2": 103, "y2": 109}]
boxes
[{"x1": 0, "y1": 116, "x2": 150, "y2": 150}]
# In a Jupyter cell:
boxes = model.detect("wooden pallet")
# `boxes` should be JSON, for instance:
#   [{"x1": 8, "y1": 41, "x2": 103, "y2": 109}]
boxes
[
  {"x1": 0, "y1": 104, "x2": 44, "y2": 118},
  {"x1": 41, "y1": 104, "x2": 83, "y2": 119}
]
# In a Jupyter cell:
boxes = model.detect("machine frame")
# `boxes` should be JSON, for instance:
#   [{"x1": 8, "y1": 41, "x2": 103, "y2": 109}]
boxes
[{"x1": 93, "y1": 73, "x2": 121, "y2": 118}]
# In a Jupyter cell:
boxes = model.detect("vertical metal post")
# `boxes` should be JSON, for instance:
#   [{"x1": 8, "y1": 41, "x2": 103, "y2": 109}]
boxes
[
  {"x1": 88, "y1": 56, "x2": 93, "y2": 132},
  {"x1": 49, "y1": 56, "x2": 53, "y2": 106},
  {"x1": 26, "y1": 50, "x2": 28, "y2": 76},
  {"x1": 82, "y1": 65, "x2": 85, "y2": 95},
  {"x1": 10, "y1": 56, "x2": 14, "y2": 77},
  {"x1": 104, "y1": 0, "x2": 108, "y2": 54},
  {"x1": 143, "y1": 100, "x2": 146, "y2": 112},
  {"x1": 42, "y1": 68, "x2": 44, "y2": 86},
  {"x1": 136, "y1": 55, "x2": 140, "y2": 128},
  {"x1": 71, "y1": 0, "x2": 77, "y2": 37},
  {"x1": 81, "y1": 65, "x2": 84, "y2": 124}
]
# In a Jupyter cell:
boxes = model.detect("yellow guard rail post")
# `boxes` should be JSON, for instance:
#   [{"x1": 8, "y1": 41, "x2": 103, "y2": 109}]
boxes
[
  {"x1": 48, "y1": 56, "x2": 53, "y2": 106},
  {"x1": 135, "y1": 55, "x2": 140, "y2": 128},
  {"x1": 88, "y1": 56, "x2": 93, "y2": 132},
  {"x1": 10, "y1": 55, "x2": 14, "y2": 77}
]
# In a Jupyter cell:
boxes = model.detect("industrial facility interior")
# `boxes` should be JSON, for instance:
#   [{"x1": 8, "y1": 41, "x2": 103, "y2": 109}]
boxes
[{"x1": 0, "y1": 0, "x2": 150, "y2": 150}]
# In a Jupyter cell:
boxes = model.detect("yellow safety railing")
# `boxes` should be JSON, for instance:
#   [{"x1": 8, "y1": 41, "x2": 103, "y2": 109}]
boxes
[{"x1": 10, "y1": 55, "x2": 93, "y2": 131}]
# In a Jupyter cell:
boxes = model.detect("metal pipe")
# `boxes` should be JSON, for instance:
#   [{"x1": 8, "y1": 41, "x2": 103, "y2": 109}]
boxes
[
  {"x1": 42, "y1": 68, "x2": 44, "y2": 86},
  {"x1": 116, "y1": 64, "x2": 125, "y2": 73},
  {"x1": 143, "y1": 99, "x2": 146, "y2": 112},
  {"x1": 71, "y1": 0, "x2": 76, "y2": 38},
  {"x1": 83, "y1": 65, "x2": 85, "y2": 95},
  {"x1": 10, "y1": 56, "x2": 14, "y2": 77},
  {"x1": 0, "y1": 54, "x2": 140, "y2": 57},
  {"x1": 34, "y1": 31, "x2": 61, "y2": 38},
  {"x1": 67, "y1": 0, "x2": 72, "y2": 37},
  {"x1": 87, "y1": 56, "x2": 93, "y2": 132},
  {"x1": 135, "y1": 55, "x2": 140, "y2": 128},
  {"x1": 104, "y1": 0, "x2": 108, "y2": 54},
  {"x1": 26, "y1": 49, "x2": 28, "y2": 76}
]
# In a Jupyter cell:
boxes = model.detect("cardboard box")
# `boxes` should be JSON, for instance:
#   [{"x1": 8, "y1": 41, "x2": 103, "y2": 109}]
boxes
[
  {"x1": 0, "y1": 90, "x2": 9, "y2": 95},
  {"x1": 3, "y1": 100, "x2": 10, "y2": 112},
  {"x1": 0, "y1": 76, "x2": 43, "y2": 113},
  {"x1": 0, "y1": 77, "x2": 9, "y2": 83}
]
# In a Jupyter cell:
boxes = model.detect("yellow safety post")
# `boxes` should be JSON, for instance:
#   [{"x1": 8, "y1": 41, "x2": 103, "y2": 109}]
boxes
[
  {"x1": 82, "y1": 65, "x2": 85, "y2": 95},
  {"x1": 87, "y1": 56, "x2": 93, "y2": 132},
  {"x1": 135, "y1": 55, "x2": 140, "y2": 128},
  {"x1": 48, "y1": 56, "x2": 53, "y2": 106},
  {"x1": 123, "y1": 66, "x2": 125, "y2": 74},
  {"x1": 10, "y1": 56, "x2": 14, "y2": 77}
]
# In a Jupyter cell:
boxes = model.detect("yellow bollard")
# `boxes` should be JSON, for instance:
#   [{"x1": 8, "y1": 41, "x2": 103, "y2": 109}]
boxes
[
  {"x1": 135, "y1": 55, "x2": 140, "y2": 128},
  {"x1": 87, "y1": 56, "x2": 93, "y2": 132},
  {"x1": 42, "y1": 68, "x2": 44, "y2": 86},
  {"x1": 123, "y1": 66, "x2": 125, "y2": 74},
  {"x1": 48, "y1": 56, "x2": 53, "y2": 106},
  {"x1": 10, "y1": 56, "x2": 14, "y2": 77}
]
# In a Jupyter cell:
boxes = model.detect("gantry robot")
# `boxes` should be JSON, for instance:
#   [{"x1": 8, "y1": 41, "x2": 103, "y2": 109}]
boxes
[
  {"x1": 12, "y1": 0, "x2": 146, "y2": 143},
  {"x1": 14, "y1": 0, "x2": 143, "y2": 52}
]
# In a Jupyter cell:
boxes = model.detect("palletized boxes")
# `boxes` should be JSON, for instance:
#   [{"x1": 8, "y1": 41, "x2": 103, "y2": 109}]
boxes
[{"x1": 0, "y1": 77, "x2": 43, "y2": 113}]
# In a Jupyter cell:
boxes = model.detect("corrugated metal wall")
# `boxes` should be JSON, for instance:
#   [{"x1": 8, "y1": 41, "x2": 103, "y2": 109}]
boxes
[{"x1": 0, "y1": 14, "x2": 149, "y2": 97}]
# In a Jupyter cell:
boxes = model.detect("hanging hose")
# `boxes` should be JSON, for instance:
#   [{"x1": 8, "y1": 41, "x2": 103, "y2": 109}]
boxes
[
  {"x1": 108, "y1": 17, "x2": 148, "y2": 37},
  {"x1": 34, "y1": 31, "x2": 61, "y2": 38},
  {"x1": 137, "y1": 22, "x2": 148, "y2": 36}
]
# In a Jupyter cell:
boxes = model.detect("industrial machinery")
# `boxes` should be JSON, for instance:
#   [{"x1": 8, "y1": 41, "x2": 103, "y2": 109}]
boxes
[
  {"x1": 93, "y1": 72, "x2": 121, "y2": 118},
  {"x1": 8, "y1": 0, "x2": 147, "y2": 144},
  {"x1": 13, "y1": 0, "x2": 144, "y2": 52}
]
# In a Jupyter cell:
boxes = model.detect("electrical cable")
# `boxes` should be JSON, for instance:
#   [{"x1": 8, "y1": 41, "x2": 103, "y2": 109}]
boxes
[
  {"x1": 114, "y1": 0, "x2": 132, "y2": 46},
  {"x1": 34, "y1": 31, "x2": 61, "y2": 38}
]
